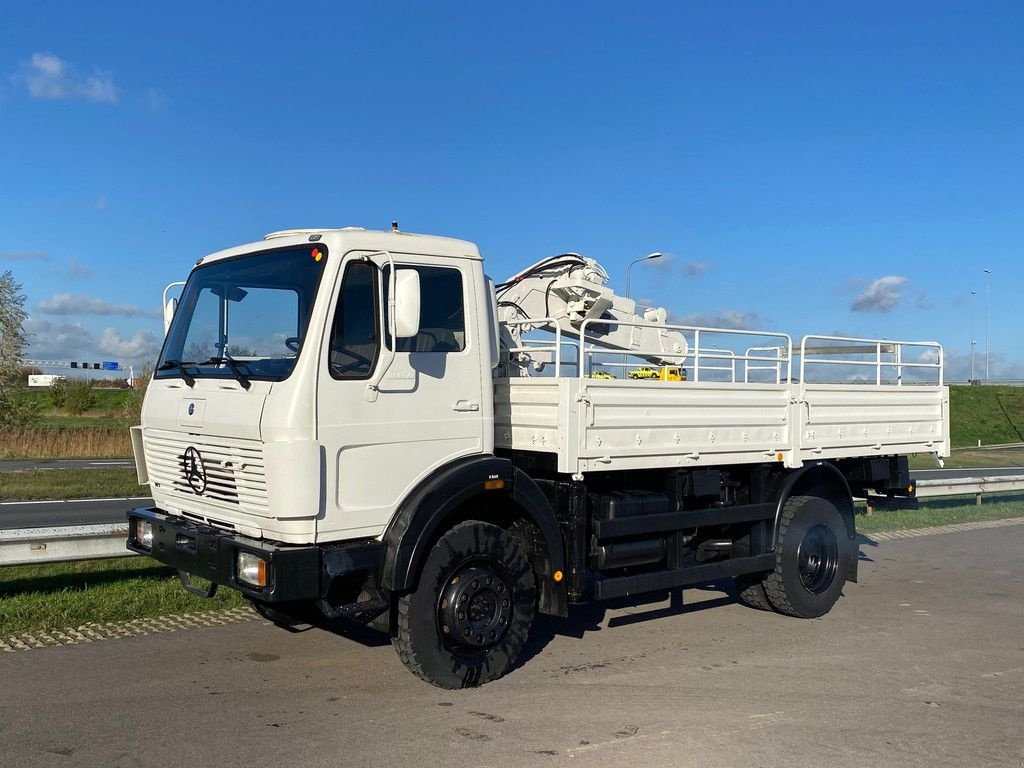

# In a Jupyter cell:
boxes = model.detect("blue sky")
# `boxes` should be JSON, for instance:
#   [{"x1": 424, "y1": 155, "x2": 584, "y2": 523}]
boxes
[{"x1": 1, "y1": 2, "x2": 1021, "y2": 379}]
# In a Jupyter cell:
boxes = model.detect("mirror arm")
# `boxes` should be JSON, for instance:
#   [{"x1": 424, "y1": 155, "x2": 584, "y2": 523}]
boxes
[{"x1": 365, "y1": 250, "x2": 397, "y2": 402}]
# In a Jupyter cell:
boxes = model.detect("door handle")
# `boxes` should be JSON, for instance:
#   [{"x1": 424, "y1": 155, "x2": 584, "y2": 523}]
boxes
[{"x1": 452, "y1": 400, "x2": 480, "y2": 412}]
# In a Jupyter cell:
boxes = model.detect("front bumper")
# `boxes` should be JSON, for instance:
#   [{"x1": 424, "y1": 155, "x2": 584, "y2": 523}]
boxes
[{"x1": 126, "y1": 507, "x2": 383, "y2": 604}]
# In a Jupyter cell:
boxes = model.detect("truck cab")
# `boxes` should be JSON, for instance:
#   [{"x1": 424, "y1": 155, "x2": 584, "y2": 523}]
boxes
[{"x1": 137, "y1": 228, "x2": 493, "y2": 545}]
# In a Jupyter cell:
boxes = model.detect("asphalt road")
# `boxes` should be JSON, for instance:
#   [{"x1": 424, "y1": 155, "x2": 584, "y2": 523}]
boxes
[
  {"x1": 0, "y1": 497, "x2": 151, "y2": 530},
  {"x1": 0, "y1": 459, "x2": 135, "y2": 472},
  {"x1": 1, "y1": 525, "x2": 1021, "y2": 768}
]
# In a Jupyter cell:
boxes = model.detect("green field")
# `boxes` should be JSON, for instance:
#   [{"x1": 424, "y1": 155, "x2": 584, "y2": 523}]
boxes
[
  {"x1": 0, "y1": 468, "x2": 143, "y2": 501},
  {"x1": 857, "y1": 495, "x2": 1024, "y2": 534},
  {"x1": 948, "y1": 384, "x2": 1024, "y2": 447},
  {"x1": 0, "y1": 557, "x2": 244, "y2": 637}
]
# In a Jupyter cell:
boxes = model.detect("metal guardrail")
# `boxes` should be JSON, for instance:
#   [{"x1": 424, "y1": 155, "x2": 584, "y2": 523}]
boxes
[
  {"x1": 914, "y1": 474, "x2": 1024, "y2": 501},
  {"x1": 2, "y1": 475, "x2": 1023, "y2": 567},
  {"x1": 0, "y1": 523, "x2": 130, "y2": 567}
]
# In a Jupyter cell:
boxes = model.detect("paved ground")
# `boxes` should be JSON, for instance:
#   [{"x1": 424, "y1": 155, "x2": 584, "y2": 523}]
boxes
[
  {"x1": 2, "y1": 525, "x2": 1022, "y2": 767},
  {"x1": 0, "y1": 497, "x2": 152, "y2": 530},
  {"x1": 0, "y1": 459, "x2": 135, "y2": 472}
]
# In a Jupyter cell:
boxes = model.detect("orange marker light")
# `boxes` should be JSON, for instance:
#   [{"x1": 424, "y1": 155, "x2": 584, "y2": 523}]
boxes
[
  {"x1": 553, "y1": 570, "x2": 564, "y2": 583},
  {"x1": 777, "y1": 452, "x2": 784, "y2": 461},
  {"x1": 483, "y1": 479, "x2": 505, "y2": 490}
]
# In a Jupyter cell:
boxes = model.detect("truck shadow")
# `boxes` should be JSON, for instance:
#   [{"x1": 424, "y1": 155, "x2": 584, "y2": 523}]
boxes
[
  {"x1": 513, "y1": 580, "x2": 742, "y2": 673},
  {"x1": 310, "y1": 579, "x2": 747, "y2": 661}
]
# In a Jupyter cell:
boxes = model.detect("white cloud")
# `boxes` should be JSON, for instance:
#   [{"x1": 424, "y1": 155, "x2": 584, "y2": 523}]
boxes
[
  {"x1": 59, "y1": 258, "x2": 94, "y2": 280},
  {"x1": 98, "y1": 328, "x2": 161, "y2": 362},
  {"x1": 851, "y1": 276, "x2": 908, "y2": 313},
  {"x1": 682, "y1": 261, "x2": 713, "y2": 277},
  {"x1": 3, "y1": 250, "x2": 50, "y2": 262},
  {"x1": 24, "y1": 318, "x2": 161, "y2": 366},
  {"x1": 15, "y1": 52, "x2": 119, "y2": 104},
  {"x1": 672, "y1": 310, "x2": 762, "y2": 330},
  {"x1": 36, "y1": 293, "x2": 161, "y2": 319},
  {"x1": 144, "y1": 87, "x2": 166, "y2": 111},
  {"x1": 23, "y1": 317, "x2": 95, "y2": 359}
]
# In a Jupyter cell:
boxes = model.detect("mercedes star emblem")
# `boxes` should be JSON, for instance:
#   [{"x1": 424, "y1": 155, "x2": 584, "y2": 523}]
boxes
[{"x1": 182, "y1": 446, "x2": 207, "y2": 494}]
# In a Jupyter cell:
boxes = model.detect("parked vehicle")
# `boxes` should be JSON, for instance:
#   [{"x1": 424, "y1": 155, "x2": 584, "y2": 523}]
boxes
[{"x1": 127, "y1": 227, "x2": 949, "y2": 688}]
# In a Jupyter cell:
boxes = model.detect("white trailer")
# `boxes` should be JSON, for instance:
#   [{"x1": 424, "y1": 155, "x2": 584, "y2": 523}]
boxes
[{"x1": 128, "y1": 227, "x2": 948, "y2": 688}]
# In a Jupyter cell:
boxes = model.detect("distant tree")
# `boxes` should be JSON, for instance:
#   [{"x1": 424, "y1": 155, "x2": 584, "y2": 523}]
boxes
[{"x1": 0, "y1": 270, "x2": 36, "y2": 427}]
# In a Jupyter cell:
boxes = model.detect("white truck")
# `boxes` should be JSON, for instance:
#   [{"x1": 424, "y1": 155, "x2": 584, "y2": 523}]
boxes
[{"x1": 127, "y1": 226, "x2": 949, "y2": 688}]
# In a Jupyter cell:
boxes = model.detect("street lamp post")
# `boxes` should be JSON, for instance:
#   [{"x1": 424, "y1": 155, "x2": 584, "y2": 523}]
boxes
[
  {"x1": 984, "y1": 269, "x2": 992, "y2": 380},
  {"x1": 625, "y1": 252, "x2": 662, "y2": 300},
  {"x1": 620, "y1": 252, "x2": 663, "y2": 377},
  {"x1": 970, "y1": 289, "x2": 976, "y2": 382}
]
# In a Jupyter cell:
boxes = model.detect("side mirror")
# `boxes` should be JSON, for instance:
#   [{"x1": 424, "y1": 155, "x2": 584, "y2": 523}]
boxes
[
  {"x1": 162, "y1": 281, "x2": 186, "y2": 336},
  {"x1": 163, "y1": 297, "x2": 177, "y2": 335},
  {"x1": 393, "y1": 269, "x2": 421, "y2": 339}
]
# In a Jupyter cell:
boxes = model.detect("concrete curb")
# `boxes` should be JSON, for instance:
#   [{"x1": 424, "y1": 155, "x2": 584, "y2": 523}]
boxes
[{"x1": 862, "y1": 515, "x2": 1024, "y2": 542}]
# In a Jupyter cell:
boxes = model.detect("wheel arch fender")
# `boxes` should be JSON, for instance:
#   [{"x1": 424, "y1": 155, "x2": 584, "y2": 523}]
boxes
[
  {"x1": 775, "y1": 461, "x2": 859, "y2": 582},
  {"x1": 381, "y1": 455, "x2": 568, "y2": 616}
]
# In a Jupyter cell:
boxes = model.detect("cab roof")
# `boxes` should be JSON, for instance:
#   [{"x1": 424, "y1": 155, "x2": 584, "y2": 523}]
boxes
[{"x1": 196, "y1": 227, "x2": 481, "y2": 267}]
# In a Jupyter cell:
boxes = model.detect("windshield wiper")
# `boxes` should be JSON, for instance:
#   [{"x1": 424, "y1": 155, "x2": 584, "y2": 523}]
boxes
[
  {"x1": 155, "y1": 359, "x2": 196, "y2": 387},
  {"x1": 200, "y1": 357, "x2": 252, "y2": 390}
]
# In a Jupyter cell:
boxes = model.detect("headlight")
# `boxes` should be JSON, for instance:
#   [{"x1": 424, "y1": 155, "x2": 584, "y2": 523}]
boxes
[
  {"x1": 236, "y1": 551, "x2": 269, "y2": 588},
  {"x1": 133, "y1": 519, "x2": 154, "y2": 550}
]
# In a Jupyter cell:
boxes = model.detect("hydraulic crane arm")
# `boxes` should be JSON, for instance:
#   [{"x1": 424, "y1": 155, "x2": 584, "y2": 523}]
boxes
[{"x1": 495, "y1": 253, "x2": 688, "y2": 374}]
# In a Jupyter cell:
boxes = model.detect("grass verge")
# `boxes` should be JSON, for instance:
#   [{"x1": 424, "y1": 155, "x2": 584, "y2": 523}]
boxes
[
  {"x1": 857, "y1": 495, "x2": 1024, "y2": 534},
  {"x1": 0, "y1": 468, "x2": 144, "y2": 501},
  {"x1": 0, "y1": 557, "x2": 244, "y2": 637},
  {"x1": 909, "y1": 447, "x2": 1024, "y2": 471},
  {"x1": 0, "y1": 426, "x2": 132, "y2": 460}
]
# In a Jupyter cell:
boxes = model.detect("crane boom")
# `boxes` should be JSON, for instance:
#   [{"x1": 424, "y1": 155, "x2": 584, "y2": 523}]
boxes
[{"x1": 495, "y1": 254, "x2": 688, "y2": 374}]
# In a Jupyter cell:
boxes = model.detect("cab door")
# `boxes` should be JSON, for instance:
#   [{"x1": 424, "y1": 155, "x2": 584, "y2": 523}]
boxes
[{"x1": 315, "y1": 253, "x2": 487, "y2": 540}]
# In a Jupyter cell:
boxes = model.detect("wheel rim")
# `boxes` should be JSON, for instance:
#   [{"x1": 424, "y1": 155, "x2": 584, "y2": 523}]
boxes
[
  {"x1": 796, "y1": 524, "x2": 839, "y2": 594},
  {"x1": 437, "y1": 564, "x2": 513, "y2": 649}
]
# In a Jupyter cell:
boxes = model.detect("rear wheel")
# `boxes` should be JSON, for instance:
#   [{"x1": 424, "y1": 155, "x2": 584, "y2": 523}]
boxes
[
  {"x1": 733, "y1": 572, "x2": 773, "y2": 611},
  {"x1": 763, "y1": 495, "x2": 849, "y2": 618},
  {"x1": 392, "y1": 521, "x2": 536, "y2": 689}
]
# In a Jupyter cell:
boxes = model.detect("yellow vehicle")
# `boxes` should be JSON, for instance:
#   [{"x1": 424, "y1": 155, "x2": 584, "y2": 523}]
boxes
[
  {"x1": 628, "y1": 366, "x2": 687, "y2": 381},
  {"x1": 586, "y1": 370, "x2": 616, "y2": 379}
]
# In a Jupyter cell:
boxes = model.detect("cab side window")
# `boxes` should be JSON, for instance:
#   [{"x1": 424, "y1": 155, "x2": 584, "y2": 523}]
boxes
[
  {"x1": 384, "y1": 266, "x2": 465, "y2": 353},
  {"x1": 329, "y1": 262, "x2": 379, "y2": 379}
]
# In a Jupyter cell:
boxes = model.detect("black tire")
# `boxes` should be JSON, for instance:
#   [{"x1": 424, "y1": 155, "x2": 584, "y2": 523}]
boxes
[
  {"x1": 763, "y1": 495, "x2": 849, "y2": 618},
  {"x1": 392, "y1": 520, "x2": 536, "y2": 689},
  {"x1": 734, "y1": 572, "x2": 773, "y2": 611}
]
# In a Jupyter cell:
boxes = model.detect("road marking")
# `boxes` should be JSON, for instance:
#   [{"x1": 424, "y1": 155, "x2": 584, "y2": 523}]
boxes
[
  {"x1": 0, "y1": 497, "x2": 151, "y2": 507},
  {"x1": 865, "y1": 516, "x2": 1024, "y2": 542},
  {"x1": 1, "y1": 608, "x2": 260, "y2": 653}
]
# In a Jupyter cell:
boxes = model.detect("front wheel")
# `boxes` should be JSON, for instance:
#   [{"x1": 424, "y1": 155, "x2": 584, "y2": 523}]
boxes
[
  {"x1": 763, "y1": 495, "x2": 850, "y2": 618},
  {"x1": 392, "y1": 520, "x2": 536, "y2": 688}
]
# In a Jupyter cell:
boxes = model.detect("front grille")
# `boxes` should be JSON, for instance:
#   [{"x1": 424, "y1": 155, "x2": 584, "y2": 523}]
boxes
[{"x1": 144, "y1": 429, "x2": 269, "y2": 516}]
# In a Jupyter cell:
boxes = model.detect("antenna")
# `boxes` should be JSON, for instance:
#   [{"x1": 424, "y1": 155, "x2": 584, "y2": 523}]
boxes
[{"x1": 391, "y1": 220, "x2": 399, "y2": 232}]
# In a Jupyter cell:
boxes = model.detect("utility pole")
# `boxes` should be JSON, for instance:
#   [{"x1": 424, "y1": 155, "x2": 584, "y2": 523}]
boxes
[
  {"x1": 970, "y1": 289, "x2": 976, "y2": 382},
  {"x1": 984, "y1": 269, "x2": 991, "y2": 380}
]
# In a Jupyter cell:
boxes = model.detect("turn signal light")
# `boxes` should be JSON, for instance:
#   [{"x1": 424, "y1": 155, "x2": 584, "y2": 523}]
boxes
[
  {"x1": 483, "y1": 479, "x2": 505, "y2": 490},
  {"x1": 237, "y1": 551, "x2": 269, "y2": 588}
]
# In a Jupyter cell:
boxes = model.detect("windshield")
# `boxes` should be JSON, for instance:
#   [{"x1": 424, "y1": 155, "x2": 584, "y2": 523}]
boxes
[{"x1": 156, "y1": 245, "x2": 328, "y2": 383}]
